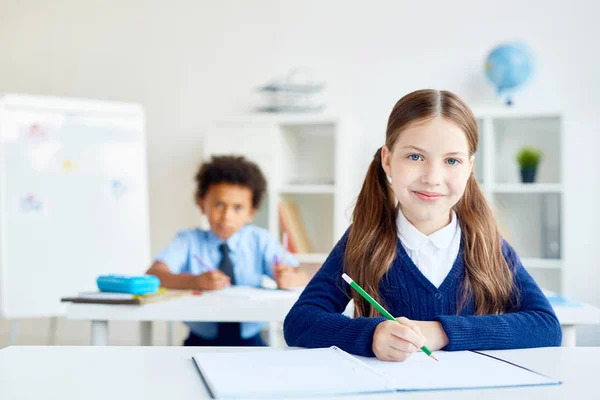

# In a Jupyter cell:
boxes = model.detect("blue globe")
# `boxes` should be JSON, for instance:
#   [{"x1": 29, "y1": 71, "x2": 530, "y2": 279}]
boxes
[{"x1": 485, "y1": 43, "x2": 534, "y2": 105}]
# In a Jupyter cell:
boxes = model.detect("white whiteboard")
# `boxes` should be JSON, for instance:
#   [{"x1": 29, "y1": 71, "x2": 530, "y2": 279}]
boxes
[{"x1": 0, "y1": 94, "x2": 151, "y2": 318}]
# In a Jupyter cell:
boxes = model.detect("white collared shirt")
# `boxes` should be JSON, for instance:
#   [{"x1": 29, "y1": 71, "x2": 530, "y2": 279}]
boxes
[{"x1": 396, "y1": 209, "x2": 461, "y2": 288}]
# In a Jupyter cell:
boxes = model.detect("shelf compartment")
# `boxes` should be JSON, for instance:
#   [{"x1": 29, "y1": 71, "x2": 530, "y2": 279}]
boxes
[
  {"x1": 527, "y1": 269, "x2": 561, "y2": 293},
  {"x1": 278, "y1": 124, "x2": 336, "y2": 186},
  {"x1": 493, "y1": 192, "x2": 561, "y2": 260},
  {"x1": 278, "y1": 193, "x2": 334, "y2": 255},
  {"x1": 493, "y1": 116, "x2": 561, "y2": 184}
]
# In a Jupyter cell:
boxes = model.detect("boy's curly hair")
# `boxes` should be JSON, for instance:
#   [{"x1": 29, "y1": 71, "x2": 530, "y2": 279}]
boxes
[{"x1": 195, "y1": 155, "x2": 267, "y2": 209}]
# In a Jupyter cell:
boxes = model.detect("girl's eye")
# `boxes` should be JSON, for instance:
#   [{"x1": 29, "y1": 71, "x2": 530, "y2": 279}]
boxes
[
  {"x1": 408, "y1": 154, "x2": 422, "y2": 161},
  {"x1": 447, "y1": 158, "x2": 460, "y2": 166},
  {"x1": 234, "y1": 205, "x2": 243, "y2": 212}
]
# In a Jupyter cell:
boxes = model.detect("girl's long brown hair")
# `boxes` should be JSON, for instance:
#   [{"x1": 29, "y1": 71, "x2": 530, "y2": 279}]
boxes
[{"x1": 345, "y1": 89, "x2": 514, "y2": 317}]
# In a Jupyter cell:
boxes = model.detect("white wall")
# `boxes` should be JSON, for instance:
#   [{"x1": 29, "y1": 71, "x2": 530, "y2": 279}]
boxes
[{"x1": 1, "y1": 0, "x2": 598, "y2": 345}]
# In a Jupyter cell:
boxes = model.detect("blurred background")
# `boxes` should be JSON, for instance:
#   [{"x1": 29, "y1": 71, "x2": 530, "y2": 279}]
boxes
[{"x1": 0, "y1": 0, "x2": 598, "y2": 347}]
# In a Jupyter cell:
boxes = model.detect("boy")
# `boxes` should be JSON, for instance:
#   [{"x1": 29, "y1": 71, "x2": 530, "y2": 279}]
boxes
[{"x1": 147, "y1": 155, "x2": 308, "y2": 346}]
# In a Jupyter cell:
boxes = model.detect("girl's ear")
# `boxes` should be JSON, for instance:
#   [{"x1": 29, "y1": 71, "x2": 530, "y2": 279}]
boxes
[{"x1": 381, "y1": 145, "x2": 392, "y2": 177}]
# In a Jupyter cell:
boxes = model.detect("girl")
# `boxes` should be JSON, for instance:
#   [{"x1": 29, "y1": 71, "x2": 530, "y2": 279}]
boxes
[{"x1": 283, "y1": 89, "x2": 561, "y2": 361}]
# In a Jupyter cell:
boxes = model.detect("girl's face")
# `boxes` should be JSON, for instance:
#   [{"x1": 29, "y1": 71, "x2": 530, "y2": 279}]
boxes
[{"x1": 381, "y1": 117, "x2": 474, "y2": 235}]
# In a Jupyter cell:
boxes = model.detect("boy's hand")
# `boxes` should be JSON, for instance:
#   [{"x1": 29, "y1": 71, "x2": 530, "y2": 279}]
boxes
[
  {"x1": 372, "y1": 317, "x2": 427, "y2": 362},
  {"x1": 274, "y1": 264, "x2": 305, "y2": 290},
  {"x1": 196, "y1": 270, "x2": 231, "y2": 290}
]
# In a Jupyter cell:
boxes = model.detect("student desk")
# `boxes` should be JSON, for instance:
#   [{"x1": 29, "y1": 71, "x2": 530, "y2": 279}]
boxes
[
  {"x1": 66, "y1": 289, "x2": 600, "y2": 347},
  {"x1": 552, "y1": 302, "x2": 600, "y2": 347},
  {"x1": 67, "y1": 289, "x2": 299, "y2": 346},
  {"x1": 1, "y1": 346, "x2": 598, "y2": 400}
]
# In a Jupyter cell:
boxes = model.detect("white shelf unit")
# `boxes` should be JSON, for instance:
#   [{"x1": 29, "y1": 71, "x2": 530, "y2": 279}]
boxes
[
  {"x1": 203, "y1": 114, "x2": 358, "y2": 265},
  {"x1": 473, "y1": 108, "x2": 564, "y2": 292}
]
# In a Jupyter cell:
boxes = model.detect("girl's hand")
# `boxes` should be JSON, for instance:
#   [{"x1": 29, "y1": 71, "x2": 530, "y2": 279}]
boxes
[
  {"x1": 372, "y1": 317, "x2": 427, "y2": 362},
  {"x1": 413, "y1": 320, "x2": 449, "y2": 351}
]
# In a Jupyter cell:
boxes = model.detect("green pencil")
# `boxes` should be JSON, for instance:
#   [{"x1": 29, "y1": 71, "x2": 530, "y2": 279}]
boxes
[{"x1": 342, "y1": 273, "x2": 438, "y2": 361}]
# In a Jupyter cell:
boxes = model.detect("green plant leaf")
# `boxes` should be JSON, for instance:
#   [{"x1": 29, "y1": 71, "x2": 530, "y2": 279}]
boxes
[{"x1": 516, "y1": 147, "x2": 542, "y2": 169}]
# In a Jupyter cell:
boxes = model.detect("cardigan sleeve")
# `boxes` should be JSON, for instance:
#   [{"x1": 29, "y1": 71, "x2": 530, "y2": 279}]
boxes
[
  {"x1": 436, "y1": 240, "x2": 562, "y2": 350},
  {"x1": 283, "y1": 232, "x2": 387, "y2": 357}
]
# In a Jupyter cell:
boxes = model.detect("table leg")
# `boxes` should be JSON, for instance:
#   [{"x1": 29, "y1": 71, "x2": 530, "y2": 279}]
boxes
[
  {"x1": 166, "y1": 321, "x2": 173, "y2": 346},
  {"x1": 561, "y1": 325, "x2": 576, "y2": 347},
  {"x1": 8, "y1": 321, "x2": 19, "y2": 346},
  {"x1": 48, "y1": 317, "x2": 58, "y2": 345},
  {"x1": 140, "y1": 321, "x2": 153, "y2": 346},
  {"x1": 268, "y1": 322, "x2": 283, "y2": 348},
  {"x1": 91, "y1": 321, "x2": 109, "y2": 346}
]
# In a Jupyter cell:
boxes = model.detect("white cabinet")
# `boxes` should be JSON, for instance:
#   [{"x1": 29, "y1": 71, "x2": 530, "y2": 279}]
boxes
[{"x1": 473, "y1": 108, "x2": 564, "y2": 292}]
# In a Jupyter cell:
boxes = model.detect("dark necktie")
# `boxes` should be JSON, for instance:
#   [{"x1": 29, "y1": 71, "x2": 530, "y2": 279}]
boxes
[
  {"x1": 218, "y1": 243, "x2": 235, "y2": 284},
  {"x1": 217, "y1": 243, "x2": 240, "y2": 342}
]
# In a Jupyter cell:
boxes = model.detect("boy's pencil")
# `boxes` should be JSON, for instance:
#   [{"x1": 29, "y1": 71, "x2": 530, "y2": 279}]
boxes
[
  {"x1": 194, "y1": 254, "x2": 215, "y2": 271},
  {"x1": 282, "y1": 231, "x2": 289, "y2": 253},
  {"x1": 341, "y1": 273, "x2": 438, "y2": 361},
  {"x1": 275, "y1": 232, "x2": 289, "y2": 268}
]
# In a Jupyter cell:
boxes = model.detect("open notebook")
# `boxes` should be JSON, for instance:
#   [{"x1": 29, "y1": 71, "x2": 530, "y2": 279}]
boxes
[{"x1": 193, "y1": 347, "x2": 560, "y2": 398}]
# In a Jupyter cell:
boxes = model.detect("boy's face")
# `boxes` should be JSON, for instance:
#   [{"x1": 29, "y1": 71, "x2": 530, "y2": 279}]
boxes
[{"x1": 197, "y1": 183, "x2": 257, "y2": 240}]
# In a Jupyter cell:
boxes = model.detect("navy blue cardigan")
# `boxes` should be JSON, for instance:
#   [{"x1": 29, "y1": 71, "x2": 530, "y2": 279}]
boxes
[{"x1": 284, "y1": 232, "x2": 562, "y2": 357}]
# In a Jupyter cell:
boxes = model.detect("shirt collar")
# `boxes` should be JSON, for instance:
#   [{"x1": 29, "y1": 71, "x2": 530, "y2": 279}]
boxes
[
  {"x1": 206, "y1": 226, "x2": 245, "y2": 254},
  {"x1": 396, "y1": 208, "x2": 458, "y2": 251}
]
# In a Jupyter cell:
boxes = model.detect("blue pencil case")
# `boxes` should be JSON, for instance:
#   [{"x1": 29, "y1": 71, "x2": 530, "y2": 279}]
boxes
[{"x1": 96, "y1": 275, "x2": 160, "y2": 295}]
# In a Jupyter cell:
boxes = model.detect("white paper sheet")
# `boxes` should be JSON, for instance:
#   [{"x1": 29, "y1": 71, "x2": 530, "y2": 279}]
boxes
[
  {"x1": 355, "y1": 350, "x2": 559, "y2": 391},
  {"x1": 193, "y1": 347, "x2": 559, "y2": 398},
  {"x1": 194, "y1": 348, "x2": 389, "y2": 399}
]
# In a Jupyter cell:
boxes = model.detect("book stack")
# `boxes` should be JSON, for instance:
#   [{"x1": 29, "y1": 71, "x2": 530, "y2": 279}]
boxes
[{"x1": 278, "y1": 200, "x2": 312, "y2": 254}]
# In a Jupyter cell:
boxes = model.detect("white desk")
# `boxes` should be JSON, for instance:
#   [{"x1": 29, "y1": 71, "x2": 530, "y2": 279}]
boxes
[
  {"x1": 67, "y1": 289, "x2": 600, "y2": 347},
  {"x1": 1, "y1": 346, "x2": 598, "y2": 400},
  {"x1": 551, "y1": 302, "x2": 600, "y2": 347},
  {"x1": 67, "y1": 288, "x2": 299, "y2": 346}
]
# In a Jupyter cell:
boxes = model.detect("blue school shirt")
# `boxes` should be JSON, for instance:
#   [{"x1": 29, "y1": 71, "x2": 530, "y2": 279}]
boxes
[
  {"x1": 156, "y1": 225, "x2": 299, "y2": 340},
  {"x1": 283, "y1": 230, "x2": 562, "y2": 357}
]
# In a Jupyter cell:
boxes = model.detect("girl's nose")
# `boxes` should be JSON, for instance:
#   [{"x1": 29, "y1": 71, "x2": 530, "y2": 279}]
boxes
[{"x1": 422, "y1": 163, "x2": 443, "y2": 186}]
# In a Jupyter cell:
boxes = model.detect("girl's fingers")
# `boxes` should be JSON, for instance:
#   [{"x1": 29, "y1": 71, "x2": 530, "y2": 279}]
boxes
[
  {"x1": 388, "y1": 335, "x2": 420, "y2": 353},
  {"x1": 390, "y1": 323, "x2": 426, "y2": 349},
  {"x1": 384, "y1": 346, "x2": 413, "y2": 362},
  {"x1": 397, "y1": 317, "x2": 426, "y2": 339}
]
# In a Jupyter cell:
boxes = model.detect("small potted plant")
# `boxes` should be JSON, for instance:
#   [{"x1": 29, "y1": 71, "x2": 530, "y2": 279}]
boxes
[{"x1": 516, "y1": 147, "x2": 542, "y2": 183}]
